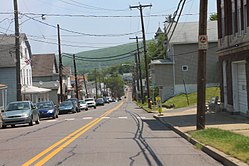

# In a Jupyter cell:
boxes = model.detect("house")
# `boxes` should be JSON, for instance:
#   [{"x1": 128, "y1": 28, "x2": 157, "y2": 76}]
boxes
[
  {"x1": 0, "y1": 33, "x2": 51, "y2": 103},
  {"x1": 32, "y1": 54, "x2": 60, "y2": 105},
  {"x1": 150, "y1": 21, "x2": 219, "y2": 102},
  {"x1": 217, "y1": 0, "x2": 249, "y2": 115},
  {"x1": 0, "y1": 84, "x2": 7, "y2": 110}
]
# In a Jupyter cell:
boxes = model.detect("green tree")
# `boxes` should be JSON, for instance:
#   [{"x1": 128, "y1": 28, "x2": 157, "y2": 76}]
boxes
[
  {"x1": 147, "y1": 34, "x2": 167, "y2": 60},
  {"x1": 106, "y1": 73, "x2": 124, "y2": 98},
  {"x1": 209, "y1": 13, "x2": 218, "y2": 21}
]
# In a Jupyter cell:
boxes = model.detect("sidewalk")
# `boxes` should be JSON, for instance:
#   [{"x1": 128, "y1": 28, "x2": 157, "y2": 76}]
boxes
[{"x1": 153, "y1": 106, "x2": 249, "y2": 166}]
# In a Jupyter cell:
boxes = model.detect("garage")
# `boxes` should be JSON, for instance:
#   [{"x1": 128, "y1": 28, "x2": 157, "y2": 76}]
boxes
[{"x1": 232, "y1": 61, "x2": 248, "y2": 114}]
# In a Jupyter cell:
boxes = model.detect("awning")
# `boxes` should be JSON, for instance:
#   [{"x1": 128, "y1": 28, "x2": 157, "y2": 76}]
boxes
[{"x1": 21, "y1": 85, "x2": 51, "y2": 94}]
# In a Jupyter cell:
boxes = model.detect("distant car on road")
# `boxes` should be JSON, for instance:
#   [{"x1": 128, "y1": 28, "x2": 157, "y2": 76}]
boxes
[
  {"x1": 79, "y1": 100, "x2": 88, "y2": 111},
  {"x1": 58, "y1": 101, "x2": 77, "y2": 114},
  {"x1": 36, "y1": 101, "x2": 58, "y2": 119},
  {"x1": 96, "y1": 98, "x2": 105, "y2": 106},
  {"x1": 66, "y1": 98, "x2": 80, "y2": 112},
  {"x1": 85, "y1": 98, "x2": 96, "y2": 109},
  {"x1": 1, "y1": 101, "x2": 40, "y2": 128}
]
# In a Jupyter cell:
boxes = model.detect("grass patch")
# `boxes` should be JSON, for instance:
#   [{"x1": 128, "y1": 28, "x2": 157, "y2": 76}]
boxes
[
  {"x1": 189, "y1": 128, "x2": 249, "y2": 164},
  {"x1": 164, "y1": 87, "x2": 220, "y2": 109},
  {"x1": 136, "y1": 101, "x2": 158, "y2": 113}
]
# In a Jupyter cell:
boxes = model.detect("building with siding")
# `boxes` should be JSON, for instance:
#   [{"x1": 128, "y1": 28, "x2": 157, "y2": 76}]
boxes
[
  {"x1": 217, "y1": 0, "x2": 249, "y2": 115},
  {"x1": 0, "y1": 34, "x2": 50, "y2": 103},
  {"x1": 150, "y1": 21, "x2": 219, "y2": 102}
]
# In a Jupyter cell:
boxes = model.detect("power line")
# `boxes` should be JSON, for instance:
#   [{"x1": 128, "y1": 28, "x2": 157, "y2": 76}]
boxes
[{"x1": 21, "y1": 14, "x2": 141, "y2": 37}]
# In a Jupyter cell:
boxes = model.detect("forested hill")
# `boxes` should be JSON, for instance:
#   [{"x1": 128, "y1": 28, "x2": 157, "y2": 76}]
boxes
[{"x1": 61, "y1": 42, "x2": 140, "y2": 73}]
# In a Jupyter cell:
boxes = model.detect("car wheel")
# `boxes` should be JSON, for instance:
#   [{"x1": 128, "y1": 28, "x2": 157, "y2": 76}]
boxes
[
  {"x1": 94, "y1": 106, "x2": 96, "y2": 109},
  {"x1": 11, "y1": 124, "x2": 15, "y2": 128},
  {"x1": 56, "y1": 114, "x2": 59, "y2": 118},
  {"x1": 53, "y1": 113, "x2": 56, "y2": 119},
  {"x1": 85, "y1": 108, "x2": 88, "y2": 111},
  {"x1": 2, "y1": 125, "x2": 6, "y2": 129},
  {"x1": 35, "y1": 116, "x2": 40, "y2": 124},
  {"x1": 29, "y1": 119, "x2": 33, "y2": 126}
]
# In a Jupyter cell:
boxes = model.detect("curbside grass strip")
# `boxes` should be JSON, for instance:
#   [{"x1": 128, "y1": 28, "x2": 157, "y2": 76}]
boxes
[{"x1": 153, "y1": 115, "x2": 248, "y2": 166}]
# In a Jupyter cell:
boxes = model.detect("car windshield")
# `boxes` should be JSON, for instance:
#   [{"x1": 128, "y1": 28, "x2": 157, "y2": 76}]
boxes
[
  {"x1": 85, "y1": 98, "x2": 94, "y2": 102},
  {"x1": 80, "y1": 100, "x2": 86, "y2": 104},
  {"x1": 6, "y1": 102, "x2": 30, "y2": 111},
  {"x1": 96, "y1": 99, "x2": 103, "y2": 102},
  {"x1": 60, "y1": 101, "x2": 72, "y2": 106},
  {"x1": 37, "y1": 102, "x2": 53, "y2": 109}
]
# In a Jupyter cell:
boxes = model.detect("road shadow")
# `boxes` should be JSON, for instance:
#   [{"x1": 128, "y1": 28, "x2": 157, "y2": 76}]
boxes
[
  {"x1": 159, "y1": 111, "x2": 249, "y2": 128},
  {"x1": 143, "y1": 119, "x2": 171, "y2": 131}
]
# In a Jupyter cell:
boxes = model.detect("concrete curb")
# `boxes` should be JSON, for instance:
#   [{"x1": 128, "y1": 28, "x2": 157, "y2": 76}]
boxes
[{"x1": 153, "y1": 115, "x2": 248, "y2": 166}]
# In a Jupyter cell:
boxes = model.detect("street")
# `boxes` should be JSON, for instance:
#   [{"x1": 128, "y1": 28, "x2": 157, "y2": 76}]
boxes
[{"x1": 0, "y1": 94, "x2": 222, "y2": 166}]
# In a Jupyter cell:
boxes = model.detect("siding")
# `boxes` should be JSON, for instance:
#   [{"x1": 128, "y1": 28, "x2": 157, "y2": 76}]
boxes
[
  {"x1": 0, "y1": 67, "x2": 16, "y2": 103},
  {"x1": 174, "y1": 42, "x2": 219, "y2": 85}
]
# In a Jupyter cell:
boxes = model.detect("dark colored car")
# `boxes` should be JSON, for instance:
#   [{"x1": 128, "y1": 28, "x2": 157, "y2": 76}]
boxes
[
  {"x1": 103, "y1": 97, "x2": 109, "y2": 104},
  {"x1": 58, "y1": 101, "x2": 77, "y2": 114},
  {"x1": 96, "y1": 98, "x2": 105, "y2": 106},
  {"x1": 66, "y1": 98, "x2": 80, "y2": 112},
  {"x1": 1, "y1": 101, "x2": 40, "y2": 128},
  {"x1": 36, "y1": 101, "x2": 58, "y2": 119}
]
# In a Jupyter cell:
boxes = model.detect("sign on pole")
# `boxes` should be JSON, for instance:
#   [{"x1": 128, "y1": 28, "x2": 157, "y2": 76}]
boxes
[{"x1": 198, "y1": 35, "x2": 208, "y2": 50}]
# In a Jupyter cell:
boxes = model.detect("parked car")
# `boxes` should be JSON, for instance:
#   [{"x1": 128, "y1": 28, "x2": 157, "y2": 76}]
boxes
[
  {"x1": 1, "y1": 101, "x2": 40, "y2": 128},
  {"x1": 66, "y1": 98, "x2": 80, "y2": 112},
  {"x1": 96, "y1": 98, "x2": 105, "y2": 106},
  {"x1": 79, "y1": 100, "x2": 88, "y2": 111},
  {"x1": 103, "y1": 97, "x2": 109, "y2": 104},
  {"x1": 36, "y1": 101, "x2": 58, "y2": 119},
  {"x1": 85, "y1": 98, "x2": 96, "y2": 109},
  {"x1": 58, "y1": 101, "x2": 77, "y2": 114}
]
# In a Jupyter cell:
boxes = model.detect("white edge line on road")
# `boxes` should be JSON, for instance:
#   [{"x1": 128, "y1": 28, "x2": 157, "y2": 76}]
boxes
[
  {"x1": 82, "y1": 117, "x2": 93, "y2": 120},
  {"x1": 118, "y1": 117, "x2": 128, "y2": 119},
  {"x1": 65, "y1": 118, "x2": 75, "y2": 121}
]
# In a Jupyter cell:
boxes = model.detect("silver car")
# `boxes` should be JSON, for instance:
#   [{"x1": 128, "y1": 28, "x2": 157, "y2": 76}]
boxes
[{"x1": 1, "y1": 101, "x2": 40, "y2": 128}]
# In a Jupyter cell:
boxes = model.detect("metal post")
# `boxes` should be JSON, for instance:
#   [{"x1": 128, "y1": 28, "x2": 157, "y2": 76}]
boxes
[{"x1": 73, "y1": 54, "x2": 79, "y2": 99}]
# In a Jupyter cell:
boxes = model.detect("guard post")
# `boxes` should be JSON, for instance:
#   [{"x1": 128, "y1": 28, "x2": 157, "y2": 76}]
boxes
[{"x1": 156, "y1": 96, "x2": 162, "y2": 116}]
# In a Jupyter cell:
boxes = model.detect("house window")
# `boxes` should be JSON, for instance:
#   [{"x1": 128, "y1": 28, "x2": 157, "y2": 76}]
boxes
[
  {"x1": 221, "y1": 0, "x2": 225, "y2": 37},
  {"x1": 232, "y1": 0, "x2": 236, "y2": 35},
  {"x1": 182, "y1": 65, "x2": 188, "y2": 71},
  {"x1": 237, "y1": 0, "x2": 242, "y2": 36},
  {"x1": 243, "y1": 0, "x2": 247, "y2": 33}
]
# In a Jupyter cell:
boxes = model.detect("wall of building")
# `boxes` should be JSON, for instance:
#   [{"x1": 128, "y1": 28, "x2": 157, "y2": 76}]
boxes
[{"x1": 0, "y1": 68, "x2": 16, "y2": 103}]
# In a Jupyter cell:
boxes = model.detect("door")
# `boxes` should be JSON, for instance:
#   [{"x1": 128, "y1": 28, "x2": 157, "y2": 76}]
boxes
[{"x1": 232, "y1": 62, "x2": 248, "y2": 114}]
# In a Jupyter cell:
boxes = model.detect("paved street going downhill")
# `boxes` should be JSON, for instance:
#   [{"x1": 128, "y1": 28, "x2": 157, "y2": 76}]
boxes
[{"x1": 0, "y1": 94, "x2": 222, "y2": 166}]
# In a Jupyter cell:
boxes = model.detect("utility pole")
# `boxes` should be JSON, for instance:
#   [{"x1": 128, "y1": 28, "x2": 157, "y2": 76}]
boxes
[
  {"x1": 130, "y1": 3, "x2": 152, "y2": 108},
  {"x1": 13, "y1": 0, "x2": 21, "y2": 101},
  {"x1": 197, "y1": 0, "x2": 208, "y2": 130},
  {"x1": 95, "y1": 68, "x2": 98, "y2": 99},
  {"x1": 73, "y1": 54, "x2": 79, "y2": 99},
  {"x1": 57, "y1": 24, "x2": 63, "y2": 103},
  {"x1": 83, "y1": 74, "x2": 88, "y2": 98},
  {"x1": 129, "y1": 36, "x2": 144, "y2": 103}
]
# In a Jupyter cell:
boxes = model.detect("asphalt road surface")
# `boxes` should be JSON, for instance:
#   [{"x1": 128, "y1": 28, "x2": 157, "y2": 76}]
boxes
[{"x1": 0, "y1": 94, "x2": 222, "y2": 166}]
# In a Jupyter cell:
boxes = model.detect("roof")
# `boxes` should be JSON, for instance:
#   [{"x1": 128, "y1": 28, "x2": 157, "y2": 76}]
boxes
[
  {"x1": 0, "y1": 33, "x2": 29, "y2": 68},
  {"x1": 21, "y1": 85, "x2": 51, "y2": 94},
  {"x1": 0, "y1": 84, "x2": 7, "y2": 89},
  {"x1": 150, "y1": 59, "x2": 174, "y2": 65},
  {"x1": 169, "y1": 21, "x2": 217, "y2": 44},
  {"x1": 32, "y1": 54, "x2": 58, "y2": 77}
]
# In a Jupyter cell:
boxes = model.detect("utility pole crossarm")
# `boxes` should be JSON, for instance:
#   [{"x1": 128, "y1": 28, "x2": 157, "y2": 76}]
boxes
[{"x1": 129, "y1": 4, "x2": 152, "y2": 9}]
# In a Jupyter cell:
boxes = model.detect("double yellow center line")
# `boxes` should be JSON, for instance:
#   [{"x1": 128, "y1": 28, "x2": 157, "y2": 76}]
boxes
[{"x1": 22, "y1": 102, "x2": 123, "y2": 166}]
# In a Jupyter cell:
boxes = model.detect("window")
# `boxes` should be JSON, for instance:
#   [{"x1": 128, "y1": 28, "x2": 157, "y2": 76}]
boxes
[
  {"x1": 221, "y1": 0, "x2": 225, "y2": 37},
  {"x1": 237, "y1": 0, "x2": 242, "y2": 36},
  {"x1": 232, "y1": 0, "x2": 236, "y2": 35},
  {"x1": 244, "y1": 0, "x2": 247, "y2": 33},
  {"x1": 182, "y1": 65, "x2": 188, "y2": 71}
]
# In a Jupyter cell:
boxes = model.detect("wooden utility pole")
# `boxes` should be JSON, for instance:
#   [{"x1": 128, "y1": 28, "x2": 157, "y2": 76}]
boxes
[
  {"x1": 197, "y1": 0, "x2": 208, "y2": 130},
  {"x1": 83, "y1": 74, "x2": 88, "y2": 98},
  {"x1": 129, "y1": 36, "x2": 144, "y2": 103},
  {"x1": 13, "y1": 0, "x2": 21, "y2": 101},
  {"x1": 130, "y1": 3, "x2": 152, "y2": 108},
  {"x1": 57, "y1": 24, "x2": 63, "y2": 103},
  {"x1": 73, "y1": 54, "x2": 79, "y2": 99},
  {"x1": 95, "y1": 68, "x2": 98, "y2": 99}
]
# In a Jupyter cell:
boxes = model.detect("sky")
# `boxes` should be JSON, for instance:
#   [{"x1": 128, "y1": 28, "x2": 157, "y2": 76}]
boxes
[{"x1": 0, "y1": 0, "x2": 217, "y2": 54}]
